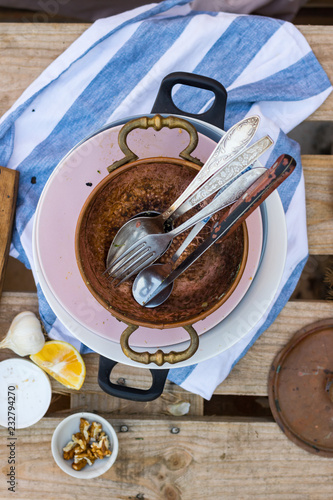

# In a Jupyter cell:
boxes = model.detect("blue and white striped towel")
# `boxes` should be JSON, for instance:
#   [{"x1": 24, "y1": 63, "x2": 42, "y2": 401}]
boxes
[{"x1": 1, "y1": 0, "x2": 331, "y2": 399}]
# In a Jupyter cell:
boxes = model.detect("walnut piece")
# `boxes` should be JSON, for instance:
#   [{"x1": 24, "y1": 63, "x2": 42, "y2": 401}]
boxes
[
  {"x1": 74, "y1": 452, "x2": 94, "y2": 466},
  {"x1": 90, "y1": 434, "x2": 112, "y2": 459},
  {"x1": 63, "y1": 440, "x2": 80, "y2": 460},
  {"x1": 80, "y1": 418, "x2": 90, "y2": 441},
  {"x1": 72, "y1": 432, "x2": 87, "y2": 450},
  {"x1": 89, "y1": 421, "x2": 102, "y2": 441},
  {"x1": 63, "y1": 440, "x2": 76, "y2": 453},
  {"x1": 63, "y1": 445, "x2": 79, "y2": 460},
  {"x1": 99, "y1": 435, "x2": 111, "y2": 454},
  {"x1": 72, "y1": 457, "x2": 88, "y2": 471}
]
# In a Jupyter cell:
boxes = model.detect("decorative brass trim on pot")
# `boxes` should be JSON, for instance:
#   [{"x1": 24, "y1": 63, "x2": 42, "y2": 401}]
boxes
[
  {"x1": 120, "y1": 324, "x2": 199, "y2": 366},
  {"x1": 107, "y1": 114, "x2": 203, "y2": 172}
]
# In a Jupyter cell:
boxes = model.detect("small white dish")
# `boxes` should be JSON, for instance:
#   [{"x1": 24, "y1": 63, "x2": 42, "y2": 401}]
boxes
[
  {"x1": 0, "y1": 358, "x2": 51, "y2": 429},
  {"x1": 51, "y1": 412, "x2": 119, "y2": 479}
]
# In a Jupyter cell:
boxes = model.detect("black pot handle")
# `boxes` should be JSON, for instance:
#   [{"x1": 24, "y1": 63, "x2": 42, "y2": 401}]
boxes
[
  {"x1": 151, "y1": 71, "x2": 227, "y2": 130},
  {"x1": 98, "y1": 355, "x2": 169, "y2": 402}
]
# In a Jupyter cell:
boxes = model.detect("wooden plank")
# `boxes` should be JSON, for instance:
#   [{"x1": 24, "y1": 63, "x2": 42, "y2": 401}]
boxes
[
  {"x1": 215, "y1": 300, "x2": 333, "y2": 396},
  {"x1": 298, "y1": 26, "x2": 333, "y2": 121},
  {"x1": 0, "y1": 23, "x2": 86, "y2": 117},
  {"x1": 303, "y1": 155, "x2": 333, "y2": 255},
  {"x1": 0, "y1": 167, "x2": 19, "y2": 298},
  {"x1": 0, "y1": 291, "x2": 39, "y2": 327},
  {"x1": 69, "y1": 361, "x2": 204, "y2": 417},
  {"x1": 0, "y1": 24, "x2": 332, "y2": 119},
  {"x1": 0, "y1": 416, "x2": 332, "y2": 499}
]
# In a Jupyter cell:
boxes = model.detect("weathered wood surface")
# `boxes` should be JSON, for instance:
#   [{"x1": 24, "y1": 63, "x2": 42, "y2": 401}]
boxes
[
  {"x1": 69, "y1": 364, "x2": 204, "y2": 417},
  {"x1": 0, "y1": 167, "x2": 19, "y2": 299},
  {"x1": 1, "y1": 416, "x2": 332, "y2": 500},
  {"x1": 297, "y1": 26, "x2": 333, "y2": 121},
  {"x1": 303, "y1": 155, "x2": 333, "y2": 254},
  {"x1": 216, "y1": 299, "x2": 333, "y2": 395},
  {"x1": 0, "y1": 24, "x2": 332, "y2": 120},
  {"x1": 1, "y1": 293, "x2": 333, "y2": 401}
]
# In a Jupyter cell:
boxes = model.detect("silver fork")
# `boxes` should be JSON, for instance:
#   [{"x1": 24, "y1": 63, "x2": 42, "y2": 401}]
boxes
[{"x1": 108, "y1": 167, "x2": 265, "y2": 284}]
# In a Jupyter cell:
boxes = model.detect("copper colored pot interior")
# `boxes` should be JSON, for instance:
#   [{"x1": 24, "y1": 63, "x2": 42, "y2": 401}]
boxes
[{"x1": 76, "y1": 158, "x2": 248, "y2": 329}]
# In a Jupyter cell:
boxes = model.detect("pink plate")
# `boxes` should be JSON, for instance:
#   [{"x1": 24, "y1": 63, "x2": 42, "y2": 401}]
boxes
[{"x1": 34, "y1": 123, "x2": 263, "y2": 348}]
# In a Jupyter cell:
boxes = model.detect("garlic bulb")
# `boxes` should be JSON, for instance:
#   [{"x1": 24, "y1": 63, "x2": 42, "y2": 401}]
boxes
[
  {"x1": 0, "y1": 311, "x2": 45, "y2": 356},
  {"x1": 166, "y1": 401, "x2": 191, "y2": 416}
]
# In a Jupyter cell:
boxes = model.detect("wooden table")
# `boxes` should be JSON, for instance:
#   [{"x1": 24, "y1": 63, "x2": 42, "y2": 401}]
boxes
[{"x1": 0, "y1": 23, "x2": 333, "y2": 499}]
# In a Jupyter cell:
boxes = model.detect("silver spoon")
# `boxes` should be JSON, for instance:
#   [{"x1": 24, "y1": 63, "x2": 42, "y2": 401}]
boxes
[
  {"x1": 132, "y1": 167, "x2": 266, "y2": 307},
  {"x1": 106, "y1": 115, "x2": 260, "y2": 267}
]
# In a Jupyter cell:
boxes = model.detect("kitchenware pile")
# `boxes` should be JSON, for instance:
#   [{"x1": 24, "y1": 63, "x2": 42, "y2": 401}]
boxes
[
  {"x1": 75, "y1": 107, "x2": 296, "y2": 369},
  {"x1": 75, "y1": 111, "x2": 255, "y2": 366},
  {"x1": 29, "y1": 68, "x2": 305, "y2": 402},
  {"x1": 34, "y1": 67, "x2": 284, "y2": 401}
]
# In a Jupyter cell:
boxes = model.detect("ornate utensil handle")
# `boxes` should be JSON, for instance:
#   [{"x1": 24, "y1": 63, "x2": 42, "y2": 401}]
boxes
[
  {"x1": 161, "y1": 115, "x2": 260, "y2": 220},
  {"x1": 171, "y1": 167, "x2": 266, "y2": 264},
  {"x1": 173, "y1": 135, "x2": 273, "y2": 218}
]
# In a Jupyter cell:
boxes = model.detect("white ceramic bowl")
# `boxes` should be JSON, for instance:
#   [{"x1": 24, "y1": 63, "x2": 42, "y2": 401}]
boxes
[{"x1": 51, "y1": 412, "x2": 119, "y2": 479}]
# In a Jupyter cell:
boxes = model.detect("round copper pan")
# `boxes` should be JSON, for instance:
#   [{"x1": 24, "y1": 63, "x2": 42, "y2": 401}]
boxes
[{"x1": 75, "y1": 156, "x2": 248, "y2": 330}]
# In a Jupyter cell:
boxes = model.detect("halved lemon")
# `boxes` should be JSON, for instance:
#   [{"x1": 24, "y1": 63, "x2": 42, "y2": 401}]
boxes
[{"x1": 30, "y1": 340, "x2": 86, "y2": 390}]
